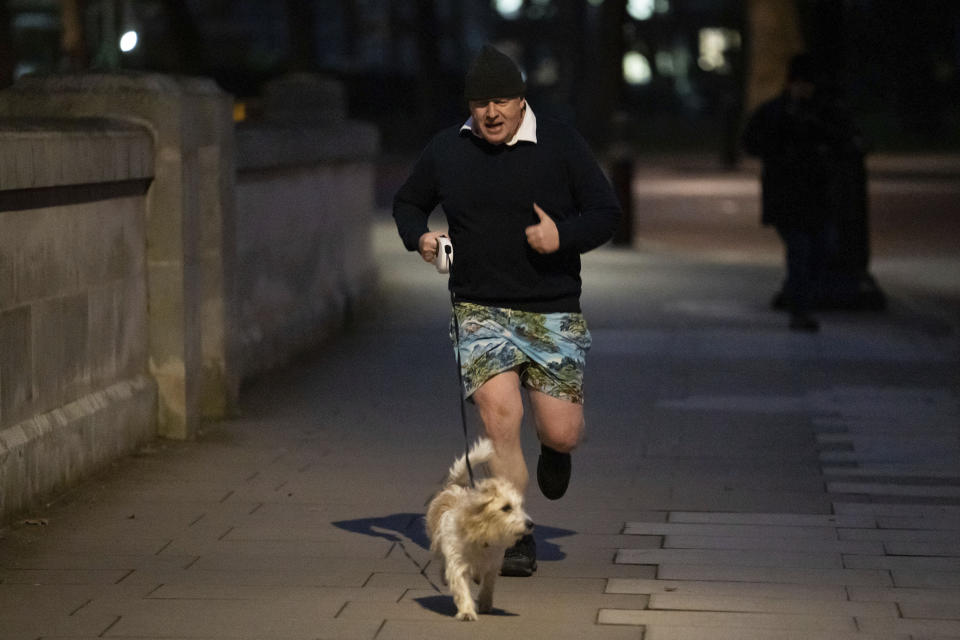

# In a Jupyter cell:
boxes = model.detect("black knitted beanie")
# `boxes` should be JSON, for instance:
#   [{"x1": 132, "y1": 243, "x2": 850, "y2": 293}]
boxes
[{"x1": 464, "y1": 44, "x2": 526, "y2": 101}]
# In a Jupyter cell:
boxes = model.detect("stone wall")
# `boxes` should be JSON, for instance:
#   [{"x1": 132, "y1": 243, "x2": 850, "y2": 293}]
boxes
[
  {"x1": 0, "y1": 72, "x2": 379, "y2": 522},
  {"x1": 233, "y1": 73, "x2": 379, "y2": 380},
  {"x1": 0, "y1": 118, "x2": 157, "y2": 517},
  {"x1": 0, "y1": 74, "x2": 241, "y2": 440}
]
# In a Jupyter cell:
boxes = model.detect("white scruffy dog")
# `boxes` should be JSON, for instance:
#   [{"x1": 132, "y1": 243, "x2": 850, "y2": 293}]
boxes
[{"x1": 425, "y1": 438, "x2": 534, "y2": 621}]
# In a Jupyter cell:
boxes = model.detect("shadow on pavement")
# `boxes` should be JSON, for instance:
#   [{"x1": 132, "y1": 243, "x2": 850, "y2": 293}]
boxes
[
  {"x1": 332, "y1": 512, "x2": 429, "y2": 548},
  {"x1": 413, "y1": 594, "x2": 519, "y2": 617}
]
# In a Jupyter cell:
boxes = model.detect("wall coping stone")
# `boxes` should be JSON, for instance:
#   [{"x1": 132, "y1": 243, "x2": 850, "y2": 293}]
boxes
[
  {"x1": 0, "y1": 117, "x2": 154, "y2": 191},
  {"x1": 5, "y1": 71, "x2": 221, "y2": 96}
]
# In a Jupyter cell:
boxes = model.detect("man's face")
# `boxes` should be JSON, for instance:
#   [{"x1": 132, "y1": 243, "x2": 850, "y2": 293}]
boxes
[{"x1": 468, "y1": 97, "x2": 526, "y2": 145}]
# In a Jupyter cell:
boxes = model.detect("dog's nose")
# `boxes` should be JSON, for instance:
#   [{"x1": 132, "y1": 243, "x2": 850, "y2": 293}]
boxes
[{"x1": 525, "y1": 519, "x2": 534, "y2": 531}]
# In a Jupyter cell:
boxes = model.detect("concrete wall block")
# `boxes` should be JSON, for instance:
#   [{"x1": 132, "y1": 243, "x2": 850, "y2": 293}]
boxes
[
  {"x1": 103, "y1": 197, "x2": 144, "y2": 283},
  {"x1": 74, "y1": 203, "x2": 109, "y2": 290},
  {"x1": 85, "y1": 272, "x2": 148, "y2": 391},
  {"x1": 0, "y1": 214, "x2": 16, "y2": 307},
  {"x1": 112, "y1": 129, "x2": 152, "y2": 180},
  {"x1": 118, "y1": 269, "x2": 149, "y2": 381},
  {"x1": 10, "y1": 208, "x2": 75, "y2": 303},
  {"x1": 27, "y1": 136, "x2": 48, "y2": 187},
  {"x1": 0, "y1": 139, "x2": 10, "y2": 187},
  {"x1": 31, "y1": 293, "x2": 91, "y2": 415},
  {"x1": 60, "y1": 293, "x2": 92, "y2": 401},
  {"x1": 0, "y1": 375, "x2": 156, "y2": 521},
  {"x1": 0, "y1": 305, "x2": 33, "y2": 428},
  {"x1": 87, "y1": 284, "x2": 120, "y2": 386},
  {"x1": 233, "y1": 156, "x2": 376, "y2": 382},
  {"x1": 14, "y1": 137, "x2": 31, "y2": 188},
  {"x1": 41, "y1": 134, "x2": 62, "y2": 186}
]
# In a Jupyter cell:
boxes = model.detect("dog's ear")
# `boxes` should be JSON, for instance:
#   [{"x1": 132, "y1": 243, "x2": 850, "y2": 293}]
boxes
[{"x1": 470, "y1": 482, "x2": 500, "y2": 510}]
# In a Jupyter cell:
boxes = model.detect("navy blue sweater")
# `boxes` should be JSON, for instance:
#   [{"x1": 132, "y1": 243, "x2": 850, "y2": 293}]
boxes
[{"x1": 393, "y1": 117, "x2": 621, "y2": 312}]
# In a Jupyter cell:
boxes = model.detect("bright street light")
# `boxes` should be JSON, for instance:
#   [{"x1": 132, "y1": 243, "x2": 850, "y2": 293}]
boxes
[{"x1": 119, "y1": 30, "x2": 139, "y2": 53}]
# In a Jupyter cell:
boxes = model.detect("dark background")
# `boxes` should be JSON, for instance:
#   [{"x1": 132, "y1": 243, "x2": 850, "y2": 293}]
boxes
[{"x1": 2, "y1": 0, "x2": 959, "y2": 158}]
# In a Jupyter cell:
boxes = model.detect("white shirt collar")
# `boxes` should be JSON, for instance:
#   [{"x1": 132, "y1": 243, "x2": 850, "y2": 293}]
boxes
[{"x1": 460, "y1": 103, "x2": 537, "y2": 146}]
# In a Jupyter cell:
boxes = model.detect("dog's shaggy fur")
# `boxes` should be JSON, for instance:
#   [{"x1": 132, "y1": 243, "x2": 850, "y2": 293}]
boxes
[{"x1": 425, "y1": 438, "x2": 533, "y2": 620}]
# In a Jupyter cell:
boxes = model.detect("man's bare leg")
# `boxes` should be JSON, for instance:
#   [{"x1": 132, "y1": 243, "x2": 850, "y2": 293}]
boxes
[
  {"x1": 472, "y1": 369, "x2": 537, "y2": 576},
  {"x1": 472, "y1": 370, "x2": 527, "y2": 493},
  {"x1": 529, "y1": 390, "x2": 583, "y2": 500},
  {"x1": 528, "y1": 390, "x2": 584, "y2": 453}
]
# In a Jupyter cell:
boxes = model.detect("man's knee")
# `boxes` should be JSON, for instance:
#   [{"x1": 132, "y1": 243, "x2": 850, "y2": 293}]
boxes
[
  {"x1": 542, "y1": 424, "x2": 583, "y2": 453},
  {"x1": 537, "y1": 413, "x2": 584, "y2": 453}
]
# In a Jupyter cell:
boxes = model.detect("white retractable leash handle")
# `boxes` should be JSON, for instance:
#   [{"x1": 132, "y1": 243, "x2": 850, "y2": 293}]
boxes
[{"x1": 434, "y1": 236, "x2": 453, "y2": 273}]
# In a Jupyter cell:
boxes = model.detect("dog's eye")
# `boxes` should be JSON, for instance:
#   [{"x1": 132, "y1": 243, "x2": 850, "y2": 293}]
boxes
[{"x1": 501, "y1": 504, "x2": 513, "y2": 513}]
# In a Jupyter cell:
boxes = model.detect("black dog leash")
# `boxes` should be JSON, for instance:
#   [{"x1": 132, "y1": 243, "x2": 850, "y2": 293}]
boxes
[{"x1": 443, "y1": 242, "x2": 476, "y2": 488}]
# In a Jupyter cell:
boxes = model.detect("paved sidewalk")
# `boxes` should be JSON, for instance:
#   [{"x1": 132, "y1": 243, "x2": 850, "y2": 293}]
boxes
[{"x1": 2, "y1": 199, "x2": 959, "y2": 639}]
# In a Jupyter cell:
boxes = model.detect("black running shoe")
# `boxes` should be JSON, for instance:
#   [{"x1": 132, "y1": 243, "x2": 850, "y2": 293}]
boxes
[
  {"x1": 501, "y1": 534, "x2": 537, "y2": 577},
  {"x1": 537, "y1": 444, "x2": 571, "y2": 500}
]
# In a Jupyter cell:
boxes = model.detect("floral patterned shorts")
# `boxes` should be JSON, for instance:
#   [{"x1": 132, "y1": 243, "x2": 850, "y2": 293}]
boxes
[{"x1": 450, "y1": 302, "x2": 592, "y2": 404}]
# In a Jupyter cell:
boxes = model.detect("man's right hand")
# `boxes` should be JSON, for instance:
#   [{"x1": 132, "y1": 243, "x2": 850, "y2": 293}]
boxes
[{"x1": 418, "y1": 231, "x2": 448, "y2": 264}]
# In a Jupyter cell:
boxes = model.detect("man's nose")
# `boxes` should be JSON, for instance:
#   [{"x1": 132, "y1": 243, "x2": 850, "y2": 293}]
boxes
[{"x1": 483, "y1": 103, "x2": 498, "y2": 119}]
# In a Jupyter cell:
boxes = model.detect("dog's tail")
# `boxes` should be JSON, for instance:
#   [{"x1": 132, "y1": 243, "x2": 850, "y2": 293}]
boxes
[{"x1": 445, "y1": 437, "x2": 495, "y2": 487}]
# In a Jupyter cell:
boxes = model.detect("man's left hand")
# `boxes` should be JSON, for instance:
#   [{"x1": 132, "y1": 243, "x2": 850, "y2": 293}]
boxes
[{"x1": 525, "y1": 203, "x2": 560, "y2": 254}]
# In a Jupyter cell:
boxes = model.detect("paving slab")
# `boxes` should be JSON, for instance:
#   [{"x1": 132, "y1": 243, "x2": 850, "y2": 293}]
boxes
[
  {"x1": 598, "y1": 608, "x2": 859, "y2": 632},
  {"x1": 622, "y1": 521, "x2": 839, "y2": 539},
  {"x1": 835, "y1": 503, "x2": 960, "y2": 518},
  {"x1": 884, "y1": 540, "x2": 960, "y2": 556},
  {"x1": 647, "y1": 592, "x2": 898, "y2": 617},
  {"x1": 655, "y1": 564, "x2": 893, "y2": 586},
  {"x1": 665, "y1": 511, "x2": 874, "y2": 528},
  {"x1": 857, "y1": 615, "x2": 960, "y2": 637},
  {"x1": 878, "y1": 514, "x2": 960, "y2": 529},
  {"x1": 839, "y1": 527, "x2": 960, "y2": 543},
  {"x1": 145, "y1": 583, "x2": 408, "y2": 602},
  {"x1": 0, "y1": 568, "x2": 135, "y2": 585},
  {"x1": 117, "y1": 567, "x2": 381, "y2": 588},
  {"x1": 617, "y1": 547, "x2": 843, "y2": 569},
  {"x1": 828, "y1": 482, "x2": 960, "y2": 498},
  {"x1": 848, "y1": 586, "x2": 960, "y2": 605},
  {"x1": 397, "y1": 589, "x2": 650, "y2": 623},
  {"x1": 893, "y1": 570, "x2": 960, "y2": 589},
  {"x1": 0, "y1": 609, "x2": 122, "y2": 640},
  {"x1": 606, "y1": 577, "x2": 847, "y2": 601},
  {"x1": 641, "y1": 628, "x2": 910, "y2": 640},
  {"x1": 824, "y1": 464, "x2": 960, "y2": 478},
  {"x1": 378, "y1": 619, "x2": 644, "y2": 640},
  {"x1": 900, "y1": 600, "x2": 960, "y2": 619},
  {"x1": 844, "y1": 554, "x2": 960, "y2": 572},
  {"x1": 663, "y1": 534, "x2": 883, "y2": 554}
]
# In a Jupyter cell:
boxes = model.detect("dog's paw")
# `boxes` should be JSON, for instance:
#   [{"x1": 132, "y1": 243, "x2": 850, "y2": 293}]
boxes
[
  {"x1": 455, "y1": 609, "x2": 478, "y2": 621},
  {"x1": 477, "y1": 600, "x2": 492, "y2": 614}
]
